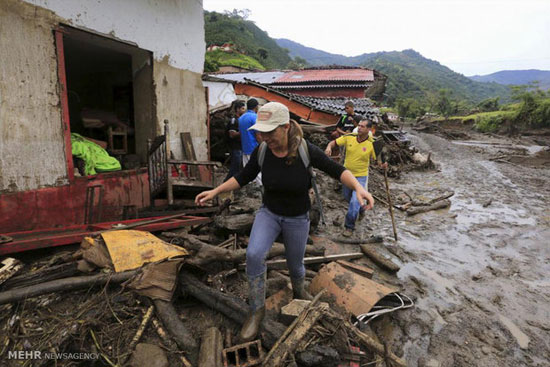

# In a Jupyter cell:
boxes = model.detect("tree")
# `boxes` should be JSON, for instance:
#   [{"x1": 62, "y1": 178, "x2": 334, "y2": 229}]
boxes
[
  {"x1": 257, "y1": 48, "x2": 268, "y2": 60},
  {"x1": 287, "y1": 56, "x2": 309, "y2": 70},
  {"x1": 436, "y1": 89, "x2": 453, "y2": 117}
]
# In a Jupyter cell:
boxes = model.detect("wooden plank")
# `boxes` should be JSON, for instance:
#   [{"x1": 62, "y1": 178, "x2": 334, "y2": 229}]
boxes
[
  {"x1": 181, "y1": 132, "x2": 199, "y2": 178},
  {"x1": 238, "y1": 253, "x2": 363, "y2": 270}
]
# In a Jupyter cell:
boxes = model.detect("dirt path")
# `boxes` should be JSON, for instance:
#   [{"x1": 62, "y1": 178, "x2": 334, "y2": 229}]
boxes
[{"x1": 369, "y1": 130, "x2": 550, "y2": 366}]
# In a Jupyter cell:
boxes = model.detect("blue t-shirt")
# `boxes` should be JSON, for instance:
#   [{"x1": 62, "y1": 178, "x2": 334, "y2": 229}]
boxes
[{"x1": 239, "y1": 110, "x2": 259, "y2": 154}]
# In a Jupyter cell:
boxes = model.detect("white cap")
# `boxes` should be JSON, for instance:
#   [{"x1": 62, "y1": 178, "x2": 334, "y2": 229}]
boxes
[{"x1": 249, "y1": 102, "x2": 290, "y2": 132}]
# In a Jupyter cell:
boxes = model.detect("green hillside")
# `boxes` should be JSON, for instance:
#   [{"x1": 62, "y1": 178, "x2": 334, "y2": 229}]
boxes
[
  {"x1": 469, "y1": 70, "x2": 550, "y2": 90},
  {"x1": 205, "y1": 50, "x2": 265, "y2": 71},
  {"x1": 362, "y1": 50, "x2": 511, "y2": 105},
  {"x1": 276, "y1": 39, "x2": 511, "y2": 106},
  {"x1": 204, "y1": 11, "x2": 291, "y2": 70}
]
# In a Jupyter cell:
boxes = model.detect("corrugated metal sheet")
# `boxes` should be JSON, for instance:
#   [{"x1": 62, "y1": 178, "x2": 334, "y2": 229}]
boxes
[
  {"x1": 209, "y1": 71, "x2": 286, "y2": 84},
  {"x1": 273, "y1": 69, "x2": 374, "y2": 84},
  {"x1": 287, "y1": 93, "x2": 379, "y2": 117},
  {"x1": 273, "y1": 84, "x2": 369, "y2": 89}
]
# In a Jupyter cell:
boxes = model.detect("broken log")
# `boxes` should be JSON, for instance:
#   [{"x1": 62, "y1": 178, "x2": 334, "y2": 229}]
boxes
[
  {"x1": 163, "y1": 233, "x2": 323, "y2": 267},
  {"x1": 262, "y1": 291, "x2": 327, "y2": 366},
  {"x1": 359, "y1": 245, "x2": 400, "y2": 273},
  {"x1": 179, "y1": 270, "x2": 285, "y2": 349},
  {"x1": 154, "y1": 299, "x2": 199, "y2": 364},
  {"x1": 198, "y1": 327, "x2": 223, "y2": 367},
  {"x1": 406, "y1": 199, "x2": 451, "y2": 216},
  {"x1": 0, "y1": 270, "x2": 138, "y2": 305},
  {"x1": 328, "y1": 236, "x2": 384, "y2": 245},
  {"x1": 411, "y1": 191, "x2": 454, "y2": 206},
  {"x1": 238, "y1": 253, "x2": 363, "y2": 270},
  {"x1": 214, "y1": 213, "x2": 255, "y2": 232}
]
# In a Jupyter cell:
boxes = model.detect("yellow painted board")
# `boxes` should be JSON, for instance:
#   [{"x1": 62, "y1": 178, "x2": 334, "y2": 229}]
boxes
[{"x1": 101, "y1": 230, "x2": 188, "y2": 272}]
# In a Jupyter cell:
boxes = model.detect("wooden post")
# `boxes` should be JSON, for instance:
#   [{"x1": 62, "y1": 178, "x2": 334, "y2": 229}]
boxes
[
  {"x1": 164, "y1": 120, "x2": 173, "y2": 205},
  {"x1": 384, "y1": 168, "x2": 398, "y2": 241}
]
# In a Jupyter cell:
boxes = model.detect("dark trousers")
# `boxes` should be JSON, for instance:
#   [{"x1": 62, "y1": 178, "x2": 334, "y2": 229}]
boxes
[{"x1": 224, "y1": 149, "x2": 242, "y2": 182}]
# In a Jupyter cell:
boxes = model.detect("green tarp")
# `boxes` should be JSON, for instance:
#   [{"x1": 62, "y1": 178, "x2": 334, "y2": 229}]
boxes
[{"x1": 71, "y1": 133, "x2": 121, "y2": 175}]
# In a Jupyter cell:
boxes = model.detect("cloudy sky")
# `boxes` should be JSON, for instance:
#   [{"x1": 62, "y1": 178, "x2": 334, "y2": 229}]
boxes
[{"x1": 203, "y1": 0, "x2": 550, "y2": 76}]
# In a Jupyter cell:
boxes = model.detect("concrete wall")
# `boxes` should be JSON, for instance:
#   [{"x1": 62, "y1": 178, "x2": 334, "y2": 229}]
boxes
[
  {"x1": 154, "y1": 58, "x2": 208, "y2": 160},
  {"x1": 0, "y1": 0, "x2": 207, "y2": 192},
  {"x1": 24, "y1": 0, "x2": 205, "y2": 73},
  {"x1": 0, "y1": 0, "x2": 68, "y2": 192}
]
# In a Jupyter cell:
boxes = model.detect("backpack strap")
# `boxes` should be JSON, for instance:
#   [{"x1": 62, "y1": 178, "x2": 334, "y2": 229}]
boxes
[
  {"x1": 257, "y1": 141, "x2": 267, "y2": 168},
  {"x1": 299, "y1": 139, "x2": 326, "y2": 226}
]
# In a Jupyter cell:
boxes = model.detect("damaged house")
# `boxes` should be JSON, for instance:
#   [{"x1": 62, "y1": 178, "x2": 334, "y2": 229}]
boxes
[{"x1": 0, "y1": 0, "x2": 210, "y2": 238}]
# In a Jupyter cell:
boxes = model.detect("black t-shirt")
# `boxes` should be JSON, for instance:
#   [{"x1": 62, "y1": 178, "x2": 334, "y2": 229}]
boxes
[
  {"x1": 336, "y1": 114, "x2": 357, "y2": 132},
  {"x1": 226, "y1": 117, "x2": 241, "y2": 150},
  {"x1": 234, "y1": 140, "x2": 345, "y2": 216}
]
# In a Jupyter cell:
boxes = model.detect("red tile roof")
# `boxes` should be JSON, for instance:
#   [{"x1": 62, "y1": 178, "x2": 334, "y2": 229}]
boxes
[{"x1": 273, "y1": 69, "x2": 374, "y2": 84}]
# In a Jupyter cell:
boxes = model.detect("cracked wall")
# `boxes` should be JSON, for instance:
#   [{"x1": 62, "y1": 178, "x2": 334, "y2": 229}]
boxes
[{"x1": 0, "y1": 0, "x2": 68, "y2": 192}]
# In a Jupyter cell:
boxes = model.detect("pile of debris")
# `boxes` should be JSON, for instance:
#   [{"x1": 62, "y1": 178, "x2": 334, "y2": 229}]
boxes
[{"x1": 0, "y1": 202, "x2": 411, "y2": 366}]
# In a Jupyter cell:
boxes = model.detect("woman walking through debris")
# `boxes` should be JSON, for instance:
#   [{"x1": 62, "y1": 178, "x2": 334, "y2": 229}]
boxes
[{"x1": 195, "y1": 102, "x2": 374, "y2": 341}]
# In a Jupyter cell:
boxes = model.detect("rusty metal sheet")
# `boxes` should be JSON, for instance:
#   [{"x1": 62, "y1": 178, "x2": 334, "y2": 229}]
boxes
[
  {"x1": 309, "y1": 262, "x2": 398, "y2": 317},
  {"x1": 101, "y1": 230, "x2": 188, "y2": 272}
]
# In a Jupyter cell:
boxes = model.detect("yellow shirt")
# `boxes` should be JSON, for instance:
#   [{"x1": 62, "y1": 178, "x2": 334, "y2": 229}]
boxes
[{"x1": 336, "y1": 134, "x2": 376, "y2": 177}]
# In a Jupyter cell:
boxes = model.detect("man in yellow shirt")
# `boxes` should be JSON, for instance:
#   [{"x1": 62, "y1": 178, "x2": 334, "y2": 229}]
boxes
[{"x1": 325, "y1": 119, "x2": 386, "y2": 236}]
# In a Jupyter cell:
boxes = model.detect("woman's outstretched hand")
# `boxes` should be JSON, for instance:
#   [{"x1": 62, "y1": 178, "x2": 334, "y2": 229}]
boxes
[
  {"x1": 195, "y1": 189, "x2": 217, "y2": 206},
  {"x1": 355, "y1": 186, "x2": 374, "y2": 210}
]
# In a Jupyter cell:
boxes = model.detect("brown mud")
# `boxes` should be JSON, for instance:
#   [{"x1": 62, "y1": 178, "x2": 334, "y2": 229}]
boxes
[{"x1": 323, "y1": 126, "x2": 550, "y2": 367}]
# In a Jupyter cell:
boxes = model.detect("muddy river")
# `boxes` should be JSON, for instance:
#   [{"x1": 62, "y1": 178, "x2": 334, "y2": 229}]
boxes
[{"x1": 350, "y1": 130, "x2": 550, "y2": 366}]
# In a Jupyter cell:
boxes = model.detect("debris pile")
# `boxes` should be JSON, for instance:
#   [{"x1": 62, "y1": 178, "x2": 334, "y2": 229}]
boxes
[{"x1": 0, "y1": 200, "x2": 412, "y2": 366}]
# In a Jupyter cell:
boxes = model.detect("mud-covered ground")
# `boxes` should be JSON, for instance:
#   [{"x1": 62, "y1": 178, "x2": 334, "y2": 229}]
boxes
[{"x1": 313, "y1": 126, "x2": 550, "y2": 367}]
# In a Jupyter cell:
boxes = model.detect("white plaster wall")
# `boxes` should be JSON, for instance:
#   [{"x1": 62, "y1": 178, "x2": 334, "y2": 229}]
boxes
[
  {"x1": 0, "y1": 1, "x2": 68, "y2": 192},
  {"x1": 24, "y1": 0, "x2": 205, "y2": 73},
  {"x1": 203, "y1": 81, "x2": 236, "y2": 112}
]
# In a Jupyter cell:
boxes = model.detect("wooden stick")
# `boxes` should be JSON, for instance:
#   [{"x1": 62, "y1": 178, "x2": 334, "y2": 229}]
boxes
[
  {"x1": 342, "y1": 318, "x2": 406, "y2": 367},
  {"x1": 262, "y1": 290, "x2": 326, "y2": 366},
  {"x1": 154, "y1": 299, "x2": 198, "y2": 363},
  {"x1": 152, "y1": 318, "x2": 193, "y2": 367},
  {"x1": 384, "y1": 168, "x2": 398, "y2": 241},
  {"x1": 122, "y1": 305, "x2": 154, "y2": 364},
  {"x1": 237, "y1": 253, "x2": 363, "y2": 270}
]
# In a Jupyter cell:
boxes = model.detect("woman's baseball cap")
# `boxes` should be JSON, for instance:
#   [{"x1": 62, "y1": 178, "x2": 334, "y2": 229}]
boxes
[{"x1": 249, "y1": 102, "x2": 290, "y2": 132}]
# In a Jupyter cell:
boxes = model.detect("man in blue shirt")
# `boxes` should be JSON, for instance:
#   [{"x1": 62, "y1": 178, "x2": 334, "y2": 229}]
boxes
[{"x1": 239, "y1": 98, "x2": 261, "y2": 184}]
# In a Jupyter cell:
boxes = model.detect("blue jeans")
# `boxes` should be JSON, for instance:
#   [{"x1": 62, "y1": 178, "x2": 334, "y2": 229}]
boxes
[
  {"x1": 246, "y1": 206, "x2": 310, "y2": 279},
  {"x1": 343, "y1": 176, "x2": 368, "y2": 230},
  {"x1": 224, "y1": 149, "x2": 242, "y2": 182}
]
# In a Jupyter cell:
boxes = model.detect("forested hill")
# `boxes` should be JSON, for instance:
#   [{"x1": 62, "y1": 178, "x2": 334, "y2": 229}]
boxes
[
  {"x1": 469, "y1": 70, "x2": 550, "y2": 90},
  {"x1": 204, "y1": 11, "x2": 291, "y2": 70},
  {"x1": 276, "y1": 38, "x2": 511, "y2": 104}
]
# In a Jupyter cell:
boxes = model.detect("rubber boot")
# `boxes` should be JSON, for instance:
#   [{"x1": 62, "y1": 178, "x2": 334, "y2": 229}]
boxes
[
  {"x1": 291, "y1": 276, "x2": 313, "y2": 300},
  {"x1": 239, "y1": 273, "x2": 266, "y2": 342}
]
